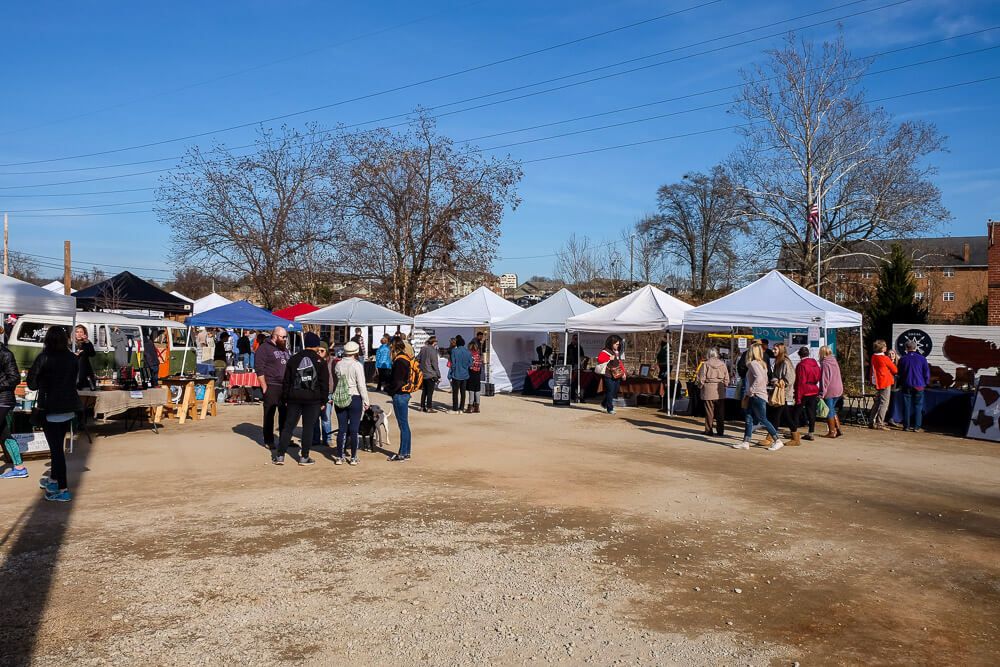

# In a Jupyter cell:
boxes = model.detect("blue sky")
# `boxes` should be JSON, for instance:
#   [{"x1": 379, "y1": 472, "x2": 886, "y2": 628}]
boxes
[{"x1": 1, "y1": 0, "x2": 998, "y2": 285}]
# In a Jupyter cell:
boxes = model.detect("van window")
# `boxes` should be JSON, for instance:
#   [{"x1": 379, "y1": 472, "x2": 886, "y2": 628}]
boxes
[
  {"x1": 170, "y1": 328, "x2": 190, "y2": 347},
  {"x1": 97, "y1": 325, "x2": 109, "y2": 348},
  {"x1": 17, "y1": 321, "x2": 53, "y2": 343}
]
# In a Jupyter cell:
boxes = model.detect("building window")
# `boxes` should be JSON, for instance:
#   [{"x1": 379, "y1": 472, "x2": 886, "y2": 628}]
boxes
[
  {"x1": 915, "y1": 292, "x2": 924, "y2": 301},
  {"x1": 862, "y1": 271, "x2": 872, "y2": 279},
  {"x1": 913, "y1": 270, "x2": 924, "y2": 279},
  {"x1": 835, "y1": 291, "x2": 846, "y2": 302},
  {"x1": 943, "y1": 292, "x2": 955, "y2": 302},
  {"x1": 943, "y1": 268, "x2": 955, "y2": 277}
]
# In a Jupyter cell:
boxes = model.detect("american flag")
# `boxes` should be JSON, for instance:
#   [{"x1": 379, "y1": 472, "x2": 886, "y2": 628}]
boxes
[{"x1": 808, "y1": 201, "x2": 820, "y2": 239}]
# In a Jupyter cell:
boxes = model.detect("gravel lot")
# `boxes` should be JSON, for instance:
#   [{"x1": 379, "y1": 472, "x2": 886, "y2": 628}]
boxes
[{"x1": 1, "y1": 394, "x2": 998, "y2": 666}]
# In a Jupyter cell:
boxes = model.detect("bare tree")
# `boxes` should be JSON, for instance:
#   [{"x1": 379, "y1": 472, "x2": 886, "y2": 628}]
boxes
[
  {"x1": 95, "y1": 275, "x2": 128, "y2": 312},
  {"x1": 156, "y1": 125, "x2": 338, "y2": 309},
  {"x1": 554, "y1": 234, "x2": 602, "y2": 287},
  {"x1": 627, "y1": 218, "x2": 668, "y2": 286},
  {"x1": 641, "y1": 166, "x2": 744, "y2": 298},
  {"x1": 730, "y1": 32, "x2": 948, "y2": 292},
  {"x1": 7, "y1": 251, "x2": 40, "y2": 284},
  {"x1": 333, "y1": 112, "x2": 522, "y2": 315}
]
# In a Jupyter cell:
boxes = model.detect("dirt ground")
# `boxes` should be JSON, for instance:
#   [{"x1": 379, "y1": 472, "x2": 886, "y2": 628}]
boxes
[{"x1": 1, "y1": 392, "x2": 998, "y2": 666}]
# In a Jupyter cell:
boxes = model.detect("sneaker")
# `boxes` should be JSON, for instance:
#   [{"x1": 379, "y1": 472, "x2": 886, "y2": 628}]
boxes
[
  {"x1": 348, "y1": 457, "x2": 359, "y2": 466},
  {"x1": 298, "y1": 457, "x2": 315, "y2": 466},
  {"x1": 1, "y1": 467, "x2": 29, "y2": 479},
  {"x1": 43, "y1": 480, "x2": 60, "y2": 493},
  {"x1": 803, "y1": 433, "x2": 814, "y2": 441},
  {"x1": 272, "y1": 455, "x2": 285, "y2": 465},
  {"x1": 44, "y1": 489, "x2": 72, "y2": 502},
  {"x1": 767, "y1": 440, "x2": 785, "y2": 452},
  {"x1": 608, "y1": 408, "x2": 616, "y2": 415},
  {"x1": 402, "y1": 455, "x2": 410, "y2": 461},
  {"x1": 334, "y1": 457, "x2": 344, "y2": 466},
  {"x1": 387, "y1": 454, "x2": 402, "y2": 462},
  {"x1": 731, "y1": 441, "x2": 751, "y2": 450},
  {"x1": 38, "y1": 475, "x2": 51, "y2": 489}
]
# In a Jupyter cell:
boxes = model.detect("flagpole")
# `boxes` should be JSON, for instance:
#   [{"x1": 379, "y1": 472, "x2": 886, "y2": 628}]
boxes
[{"x1": 815, "y1": 188, "x2": 822, "y2": 296}]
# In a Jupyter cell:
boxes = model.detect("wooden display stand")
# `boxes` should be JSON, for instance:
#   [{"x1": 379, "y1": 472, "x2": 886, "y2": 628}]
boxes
[{"x1": 156, "y1": 377, "x2": 217, "y2": 424}]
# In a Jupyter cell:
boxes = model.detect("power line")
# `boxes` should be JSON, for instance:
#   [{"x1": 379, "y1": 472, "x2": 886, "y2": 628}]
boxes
[
  {"x1": 0, "y1": 0, "x2": 723, "y2": 167},
  {"x1": 0, "y1": 0, "x2": 934, "y2": 185},
  {"x1": 3, "y1": 199, "x2": 153, "y2": 213},
  {"x1": 11, "y1": 72, "x2": 999, "y2": 218},
  {"x1": 12, "y1": 209, "x2": 153, "y2": 218},
  {"x1": 519, "y1": 74, "x2": 1000, "y2": 164},
  {"x1": 19, "y1": 251, "x2": 174, "y2": 275},
  {"x1": 4, "y1": 48, "x2": 996, "y2": 207},
  {"x1": 0, "y1": 187, "x2": 155, "y2": 198},
  {"x1": 0, "y1": 0, "x2": 490, "y2": 138}
]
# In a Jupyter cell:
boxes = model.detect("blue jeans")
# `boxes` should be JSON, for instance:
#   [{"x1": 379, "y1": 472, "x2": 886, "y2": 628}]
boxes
[
  {"x1": 312, "y1": 400, "x2": 332, "y2": 445},
  {"x1": 902, "y1": 388, "x2": 924, "y2": 430},
  {"x1": 744, "y1": 396, "x2": 779, "y2": 441},
  {"x1": 239, "y1": 353, "x2": 251, "y2": 370},
  {"x1": 335, "y1": 395, "x2": 363, "y2": 459},
  {"x1": 392, "y1": 393, "x2": 412, "y2": 458},
  {"x1": 603, "y1": 377, "x2": 621, "y2": 412}
]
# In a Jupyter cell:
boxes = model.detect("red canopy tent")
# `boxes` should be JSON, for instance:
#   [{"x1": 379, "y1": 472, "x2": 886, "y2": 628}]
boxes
[{"x1": 272, "y1": 303, "x2": 319, "y2": 320}]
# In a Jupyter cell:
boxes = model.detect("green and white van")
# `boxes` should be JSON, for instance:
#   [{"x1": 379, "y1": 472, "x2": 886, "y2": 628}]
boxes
[{"x1": 7, "y1": 312, "x2": 194, "y2": 377}]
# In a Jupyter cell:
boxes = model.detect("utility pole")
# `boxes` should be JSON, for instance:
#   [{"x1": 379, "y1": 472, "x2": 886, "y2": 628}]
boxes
[
  {"x1": 3, "y1": 213, "x2": 8, "y2": 276},
  {"x1": 64, "y1": 241, "x2": 72, "y2": 295},
  {"x1": 629, "y1": 233, "x2": 634, "y2": 288}
]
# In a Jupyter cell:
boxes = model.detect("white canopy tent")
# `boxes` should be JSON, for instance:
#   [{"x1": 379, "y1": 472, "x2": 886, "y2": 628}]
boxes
[
  {"x1": 414, "y1": 287, "x2": 529, "y2": 393},
  {"x1": 0, "y1": 274, "x2": 78, "y2": 453},
  {"x1": 192, "y1": 292, "x2": 231, "y2": 315},
  {"x1": 491, "y1": 288, "x2": 595, "y2": 333},
  {"x1": 42, "y1": 280, "x2": 71, "y2": 295},
  {"x1": 296, "y1": 297, "x2": 412, "y2": 327},
  {"x1": 675, "y1": 270, "x2": 865, "y2": 405},
  {"x1": 492, "y1": 288, "x2": 595, "y2": 391},
  {"x1": 565, "y1": 285, "x2": 694, "y2": 412}
]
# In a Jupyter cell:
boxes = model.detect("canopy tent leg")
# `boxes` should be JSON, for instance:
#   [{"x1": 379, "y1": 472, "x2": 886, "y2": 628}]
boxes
[
  {"x1": 665, "y1": 330, "x2": 672, "y2": 416},
  {"x1": 180, "y1": 326, "x2": 192, "y2": 376},
  {"x1": 858, "y1": 325, "x2": 865, "y2": 392},
  {"x1": 671, "y1": 324, "x2": 686, "y2": 418}
]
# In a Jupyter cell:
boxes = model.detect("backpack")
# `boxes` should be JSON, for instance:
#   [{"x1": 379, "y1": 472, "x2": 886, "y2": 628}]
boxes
[
  {"x1": 332, "y1": 362, "x2": 352, "y2": 408},
  {"x1": 292, "y1": 356, "x2": 318, "y2": 392},
  {"x1": 399, "y1": 354, "x2": 423, "y2": 394}
]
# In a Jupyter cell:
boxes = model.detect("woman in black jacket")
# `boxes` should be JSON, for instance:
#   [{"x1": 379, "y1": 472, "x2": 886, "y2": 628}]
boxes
[
  {"x1": 74, "y1": 324, "x2": 97, "y2": 390},
  {"x1": 27, "y1": 326, "x2": 81, "y2": 502}
]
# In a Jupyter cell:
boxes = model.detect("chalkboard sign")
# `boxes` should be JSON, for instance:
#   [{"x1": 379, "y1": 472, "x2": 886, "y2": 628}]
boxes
[{"x1": 552, "y1": 364, "x2": 572, "y2": 406}]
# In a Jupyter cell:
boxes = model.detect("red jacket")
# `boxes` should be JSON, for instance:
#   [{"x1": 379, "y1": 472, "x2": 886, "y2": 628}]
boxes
[
  {"x1": 870, "y1": 353, "x2": 897, "y2": 390},
  {"x1": 794, "y1": 357, "x2": 821, "y2": 404}
]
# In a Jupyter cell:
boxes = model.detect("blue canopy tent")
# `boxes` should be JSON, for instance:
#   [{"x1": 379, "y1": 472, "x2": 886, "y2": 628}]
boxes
[
  {"x1": 185, "y1": 300, "x2": 301, "y2": 331},
  {"x1": 181, "y1": 300, "x2": 300, "y2": 375}
]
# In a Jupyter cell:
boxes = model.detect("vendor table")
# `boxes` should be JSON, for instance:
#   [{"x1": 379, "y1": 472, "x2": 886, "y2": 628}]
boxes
[
  {"x1": 887, "y1": 388, "x2": 973, "y2": 434},
  {"x1": 227, "y1": 371, "x2": 260, "y2": 388},
  {"x1": 596, "y1": 376, "x2": 663, "y2": 399},
  {"x1": 79, "y1": 388, "x2": 170, "y2": 434},
  {"x1": 158, "y1": 376, "x2": 217, "y2": 425},
  {"x1": 523, "y1": 369, "x2": 601, "y2": 398}
]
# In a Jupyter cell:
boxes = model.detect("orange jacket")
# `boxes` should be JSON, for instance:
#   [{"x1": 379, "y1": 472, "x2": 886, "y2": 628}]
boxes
[{"x1": 870, "y1": 353, "x2": 897, "y2": 390}]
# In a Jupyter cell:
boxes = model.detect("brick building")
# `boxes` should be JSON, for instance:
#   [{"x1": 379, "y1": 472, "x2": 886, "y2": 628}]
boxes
[
  {"x1": 987, "y1": 220, "x2": 1000, "y2": 325},
  {"x1": 780, "y1": 235, "x2": 988, "y2": 323}
]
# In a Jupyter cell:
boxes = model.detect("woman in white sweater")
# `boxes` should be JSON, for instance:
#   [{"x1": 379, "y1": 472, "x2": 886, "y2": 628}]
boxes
[
  {"x1": 334, "y1": 341, "x2": 370, "y2": 465},
  {"x1": 734, "y1": 343, "x2": 783, "y2": 452}
]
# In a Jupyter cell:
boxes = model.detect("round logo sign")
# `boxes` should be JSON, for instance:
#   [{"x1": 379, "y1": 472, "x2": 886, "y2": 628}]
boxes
[{"x1": 895, "y1": 329, "x2": 932, "y2": 357}]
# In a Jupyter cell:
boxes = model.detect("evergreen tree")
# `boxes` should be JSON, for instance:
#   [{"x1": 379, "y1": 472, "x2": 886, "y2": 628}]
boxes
[
  {"x1": 963, "y1": 296, "x2": 988, "y2": 325},
  {"x1": 865, "y1": 244, "x2": 928, "y2": 346}
]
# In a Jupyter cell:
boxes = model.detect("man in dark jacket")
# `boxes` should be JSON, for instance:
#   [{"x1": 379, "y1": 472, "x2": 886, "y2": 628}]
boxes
[
  {"x1": 0, "y1": 328, "x2": 27, "y2": 479},
  {"x1": 255, "y1": 327, "x2": 291, "y2": 450},
  {"x1": 236, "y1": 332, "x2": 252, "y2": 370},
  {"x1": 274, "y1": 332, "x2": 330, "y2": 465},
  {"x1": 142, "y1": 332, "x2": 160, "y2": 387},
  {"x1": 897, "y1": 340, "x2": 931, "y2": 432}
]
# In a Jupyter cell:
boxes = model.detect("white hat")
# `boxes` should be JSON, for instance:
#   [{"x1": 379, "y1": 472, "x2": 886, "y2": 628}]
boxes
[{"x1": 343, "y1": 341, "x2": 360, "y2": 356}]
